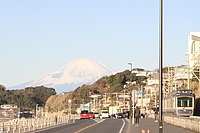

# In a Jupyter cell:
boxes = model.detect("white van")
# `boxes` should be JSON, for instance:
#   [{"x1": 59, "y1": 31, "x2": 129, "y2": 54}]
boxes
[{"x1": 100, "y1": 110, "x2": 109, "y2": 119}]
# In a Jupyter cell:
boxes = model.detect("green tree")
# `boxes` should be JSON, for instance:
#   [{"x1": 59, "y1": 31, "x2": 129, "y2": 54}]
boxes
[{"x1": 0, "y1": 84, "x2": 6, "y2": 91}]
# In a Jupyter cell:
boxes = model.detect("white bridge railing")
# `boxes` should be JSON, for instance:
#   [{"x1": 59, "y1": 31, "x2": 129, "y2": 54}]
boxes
[{"x1": 0, "y1": 114, "x2": 79, "y2": 133}]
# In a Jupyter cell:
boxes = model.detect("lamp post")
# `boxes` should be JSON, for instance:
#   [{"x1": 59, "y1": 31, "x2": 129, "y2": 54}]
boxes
[
  {"x1": 127, "y1": 62, "x2": 134, "y2": 129},
  {"x1": 127, "y1": 63, "x2": 132, "y2": 72},
  {"x1": 159, "y1": 0, "x2": 163, "y2": 133}
]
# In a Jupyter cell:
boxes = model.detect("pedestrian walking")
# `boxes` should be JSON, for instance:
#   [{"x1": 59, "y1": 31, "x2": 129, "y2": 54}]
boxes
[
  {"x1": 154, "y1": 107, "x2": 159, "y2": 122},
  {"x1": 55, "y1": 115, "x2": 58, "y2": 124},
  {"x1": 134, "y1": 106, "x2": 141, "y2": 127}
]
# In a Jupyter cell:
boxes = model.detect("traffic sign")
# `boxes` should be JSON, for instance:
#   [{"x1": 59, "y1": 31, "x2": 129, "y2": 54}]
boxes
[
  {"x1": 68, "y1": 99, "x2": 71, "y2": 103},
  {"x1": 68, "y1": 99, "x2": 72, "y2": 106},
  {"x1": 138, "y1": 90, "x2": 142, "y2": 95},
  {"x1": 68, "y1": 103, "x2": 72, "y2": 106}
]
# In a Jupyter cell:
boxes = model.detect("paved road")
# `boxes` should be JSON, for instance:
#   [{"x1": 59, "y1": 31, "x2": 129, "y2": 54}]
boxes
[
  {"x1": 33, "y1": 118, "x2": 128, "y2": 133},
  {"x1": 78, "y1": 118, "x2": 126, "y2": 133},
  {"x1": 31, "y1": 117, "x2": 197, "y2": 133},
  {"x1": 131, "y1": 118, "x2": 197, "y2": 133}
]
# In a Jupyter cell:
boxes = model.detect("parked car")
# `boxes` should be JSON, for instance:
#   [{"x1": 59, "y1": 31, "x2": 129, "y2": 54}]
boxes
[
  {"x1": 116, "y1": 112, "x2": 125, "y2": 119},
  {"x1": 80, "y1": 110, "x2": 90, "y2": 119},
  {"x1": 89, "y1": 112, "x2": 95, "y2": 119},
  {"x1": 94, "y1": 112, "x2": 100, "y2": 119},
  {"x1": 100, "y1": 110, "x2": 109, "y2": 119}
]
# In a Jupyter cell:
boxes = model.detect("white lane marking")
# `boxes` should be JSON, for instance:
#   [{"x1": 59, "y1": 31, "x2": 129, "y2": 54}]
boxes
[
  {"x1": 92, "y1": 119, "x2": 104, "y2": 123},
  {"x1": 119, "y1": 119, "x2": 125, "y2": 133}
]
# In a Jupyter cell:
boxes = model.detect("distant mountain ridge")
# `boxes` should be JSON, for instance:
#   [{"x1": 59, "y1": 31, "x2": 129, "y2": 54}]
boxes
[{"x1": 9, "y1": 58, "x2": 114, "y2": 94}]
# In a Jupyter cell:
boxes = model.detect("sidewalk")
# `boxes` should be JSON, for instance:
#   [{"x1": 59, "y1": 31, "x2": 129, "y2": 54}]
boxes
[{"x1": 131, "y1": 118, "x2": 196, "y2": 133}]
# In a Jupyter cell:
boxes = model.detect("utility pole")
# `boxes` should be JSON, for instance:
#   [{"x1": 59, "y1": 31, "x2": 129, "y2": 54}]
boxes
[
  {"x1": 36, "y1": 104, "x2": 39, "y2": 118},
  {"x1": 94, "y1": 97, "x2": 96, "y2": 111},
  {"x1": 123, "y1": 90, "x2": 126, "y2": 110},
  {"x1": 127, "y1": 62, "x2": 133, "y2": 117},
  {"x1": 159, "y1": 0, "x2": 163, "y2": 132},
  {"x1": 127, "y1": 62, "x2": 134, "y2": 133},
  {"x1": 132, "y1": 90, "x2": 135, "y2": 124},
  {"x1": 104, "y1": 93, "x2": 107, "y2": 108},
  {"x1": 155, "y1": 83, "x2": 157, "y2": 107}
]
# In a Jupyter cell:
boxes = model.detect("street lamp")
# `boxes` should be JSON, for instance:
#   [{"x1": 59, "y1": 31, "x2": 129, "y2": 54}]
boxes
[
  {"x1": 127, "y1": 63, "x2": 132, "y2": 72},
  {"x1": 127, "y1": 62, "x2": 134, "y2": 129},
  {"x1": 159, "y1": 0, "x2": 163, "y2": 133}
]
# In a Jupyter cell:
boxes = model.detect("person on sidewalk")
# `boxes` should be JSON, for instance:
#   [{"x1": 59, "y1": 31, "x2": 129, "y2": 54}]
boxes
[
  {"x1": 154, "y1": 107, "x2": 159, "y2": 122},
  {"x1": 134, "y1": 106, "x2": 141, "y2": 127}
]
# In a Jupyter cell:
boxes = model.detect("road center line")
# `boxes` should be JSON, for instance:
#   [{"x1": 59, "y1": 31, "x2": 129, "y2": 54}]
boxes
[{"x1": 74, "y1": 119, "x2": 104, "y2": 133}]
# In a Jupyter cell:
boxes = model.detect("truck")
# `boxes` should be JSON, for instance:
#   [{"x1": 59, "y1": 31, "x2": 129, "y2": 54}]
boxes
[
  {"x1": 109, "y1": 106, "x2": 118, "y2": 115},
  {"x1": 100, "y1": 109, "x2": 109, "y2": 119}
]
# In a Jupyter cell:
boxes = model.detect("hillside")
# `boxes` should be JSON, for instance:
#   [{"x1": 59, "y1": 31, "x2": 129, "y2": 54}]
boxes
[
  {"x1": 44, "y1": 68, "x2": 200, "y2": 114},
  {"x1": 44, "y1": 70, "x2": 148, "y2": 113},
  {"x1": 0, "y1": 86, "x2": 56, "y2": 110}
]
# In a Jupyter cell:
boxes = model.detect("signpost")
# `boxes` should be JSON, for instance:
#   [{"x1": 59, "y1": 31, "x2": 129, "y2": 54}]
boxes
[
  {"x1": 68, "y1": 99, "x2": 72, "y2": 119},
  {"x1": 138, "y1": 90, "x2": 142, "y2": 95},
  {"x1": 138, "y1": 90, "x2": 143, "y2": 109}
]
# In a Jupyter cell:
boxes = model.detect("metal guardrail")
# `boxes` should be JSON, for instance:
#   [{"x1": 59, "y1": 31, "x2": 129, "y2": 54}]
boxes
[{"x1": 0, "y1": 114, "x2": 79, "y2": 133}]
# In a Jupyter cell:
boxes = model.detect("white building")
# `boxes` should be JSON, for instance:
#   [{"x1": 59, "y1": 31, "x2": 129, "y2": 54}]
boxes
[
  {"x1": 132, "y1": 68, "x2": 147, "y2": 77},
  {"x1": 188, "y1": 32, "x2": 200, "y2": 79},
  {"x1": 0, "y1": 104, "x2": 20, "y2": 118},
  {"x1": 0, "y1": 104, "x2": 18, "y2": 109},
  {"x1": 174, "y1": 65, "x2": 188, "y2": 80}
]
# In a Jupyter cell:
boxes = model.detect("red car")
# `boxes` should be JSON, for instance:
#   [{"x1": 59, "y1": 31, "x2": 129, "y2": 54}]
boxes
[
  {"x1": 80, "y1": 110, "x2": 90, "y2": 119},
  {"x1": 89, "y1": 112, "x2": 95, "y2": 119}
]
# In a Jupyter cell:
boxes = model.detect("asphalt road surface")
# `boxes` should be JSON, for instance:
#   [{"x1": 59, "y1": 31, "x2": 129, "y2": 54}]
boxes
[
  {"x1": 33, "y1": 118, "x2": 129, "y2": 133},
  {"x1": 32, "y1": 117, "x2": 196, "y2": 133}
]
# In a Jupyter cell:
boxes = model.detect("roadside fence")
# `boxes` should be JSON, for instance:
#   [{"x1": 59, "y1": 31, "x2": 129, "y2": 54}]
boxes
[
  {"x1": 0, "y1": 114, "x2": 79, "y2": 133},
  {"x1": 148, "y1": 113, "x2": 200, "y2": 133}
]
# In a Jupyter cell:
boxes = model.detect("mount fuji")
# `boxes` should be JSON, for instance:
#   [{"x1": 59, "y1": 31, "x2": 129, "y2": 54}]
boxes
[{"x1": 9, "y1": 58, "x2": 114, "y2": 94}]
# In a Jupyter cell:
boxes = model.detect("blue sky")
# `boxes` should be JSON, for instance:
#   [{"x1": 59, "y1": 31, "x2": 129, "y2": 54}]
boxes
[{"x1": 1, "y1": 0, "x2": 200, "y2": 87}]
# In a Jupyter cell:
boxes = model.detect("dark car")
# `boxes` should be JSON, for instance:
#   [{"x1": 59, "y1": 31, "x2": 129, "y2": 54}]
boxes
[{"x1": 116, "y1": 113, "x2": 125, "y2": 119}]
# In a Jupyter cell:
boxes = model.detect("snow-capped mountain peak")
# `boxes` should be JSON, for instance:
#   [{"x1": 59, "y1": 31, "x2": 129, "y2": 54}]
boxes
[{"x1": 9, "y1": 58, "x2": 114, "y2": 94}]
